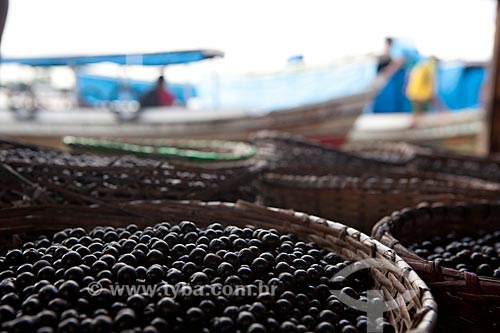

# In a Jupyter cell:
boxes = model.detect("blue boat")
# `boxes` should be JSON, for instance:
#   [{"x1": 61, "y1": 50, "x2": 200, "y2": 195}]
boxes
[
  {"x1": 0, "y1": 49, "x2": 222, "y2": 117},
  {"x1": 76, "y1": 73, "x2": 196, "y2": 108}
]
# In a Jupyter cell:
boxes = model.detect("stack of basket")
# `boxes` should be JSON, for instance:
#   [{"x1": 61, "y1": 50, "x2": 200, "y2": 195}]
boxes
[
  {"x1": 252, "y1": 134, "x2": 500, "y2": 233},
  {"x1": 345, "y1": 140, "x2": 500, "y2": 182},
  {"x1": 2, "y1": 133, "x2": 500, "y2": 332},
  {"x1": 257, "y1": 172, "x2": 500, "y2": 233},
  {"x1": 0, "y1": 142, "x2": 266, "y2": 208},
  {"x1": 251, "y1": 131, "x2": 403, "y2": 176},
  {"x1": 412, "y1": 150, "x2": 500, "y2": 182}
]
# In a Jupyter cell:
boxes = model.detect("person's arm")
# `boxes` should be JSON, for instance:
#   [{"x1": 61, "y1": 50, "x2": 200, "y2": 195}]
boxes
[
  {"x1": 0, "y1": 0, "x2": 8, "y2": 49},
  {"x1": 381, "y1": 58, "x2": 405, "y2": 78},
  {"x1": 381, "y1": 43, "x2": 406, "y2": 78}
]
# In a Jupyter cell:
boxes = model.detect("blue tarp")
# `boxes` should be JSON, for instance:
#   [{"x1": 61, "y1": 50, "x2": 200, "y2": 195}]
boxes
[
  {"x1": 372, "y1": 69, "x2": 411, "y2": 113},
  {"x1": 78, "y1": 60, "x2": 485, "y2": 112},
  {"x1": 196, "y1": 60, "x2": 377, "y2": 111},
  {"x1": 372, "y1": 62, "x2": 486, "y2": 113},
  {"x1": 77, "y1": 74, "x2": 196, "y2": 107},
  {"x1": 1, "y1": 49, "x2": 223, "y2": 67}
]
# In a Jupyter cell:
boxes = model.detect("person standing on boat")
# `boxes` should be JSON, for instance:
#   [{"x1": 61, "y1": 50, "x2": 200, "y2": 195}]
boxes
[
  {"x1": 382, "y1": 37, "x2": 428, "y2": 126},
  {"x1": 382, "y1": 37, "x2": 421, "y2": 78},
  {"x1": 405, "y1": 56, "x2": 440, "y2": 113},
  {"x1": 139, "y1": 76, "x2": 176, "y2": 109}
]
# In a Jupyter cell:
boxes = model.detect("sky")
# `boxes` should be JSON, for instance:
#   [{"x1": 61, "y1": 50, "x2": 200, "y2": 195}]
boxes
[{"x1": 0, "y1": 0, "x2": 497, "y2": 75}]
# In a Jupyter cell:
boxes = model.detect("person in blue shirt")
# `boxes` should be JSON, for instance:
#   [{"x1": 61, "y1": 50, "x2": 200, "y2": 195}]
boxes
[
  {"x1": 382, "y1": 37, "x2": 421, "y2": 77},
  {"x1": 381, "y1": 37, "x2": 431, "y2": 126}
]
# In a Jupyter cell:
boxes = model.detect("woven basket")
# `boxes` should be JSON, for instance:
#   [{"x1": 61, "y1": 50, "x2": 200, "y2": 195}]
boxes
[
  {"x1": 0, "y1": 200, "x2": 436, "y2": 333},
  {"x1": 372, "y1": 202, "x2": 500, "y2": 332},
  {"x1": 0, "y1": 144, "x2": 266, "y2": 208},
  {"x1": 251, "y1": 131, "x2": 400, "y2": 175},
  {"x1": 0, "y1": 161, "x2": 265, "y2": 207},
  {"x1": 342, "y1": 140, "x2": 500, "y2": 184},
  {"x1": 0, "y1": 144, "x2": 167, "y2": 169},
  {"x1": 411, "y1": 151, "x2": 500, "y2": 182},
  {"x1": 257, "y1": 173, "x2": 500, "y2": 233}
]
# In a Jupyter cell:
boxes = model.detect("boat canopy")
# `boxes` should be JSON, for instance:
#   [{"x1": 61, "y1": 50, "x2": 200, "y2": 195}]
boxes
[{"x1": 0, "y1": 49, "x2": 224, "y2": 67}]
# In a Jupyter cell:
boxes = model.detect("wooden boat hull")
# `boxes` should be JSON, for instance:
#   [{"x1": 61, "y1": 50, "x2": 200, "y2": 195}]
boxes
[
  {"x1": 0, "y1": 86, "x2": 378, "y2": 148},
  {"x1": 349, "y1": 108, "x2": 484, "y2": 153}
]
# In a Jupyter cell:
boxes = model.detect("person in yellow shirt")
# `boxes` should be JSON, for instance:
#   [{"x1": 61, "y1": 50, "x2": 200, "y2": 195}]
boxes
[
  {"x1": 406, "y1": 56, "x2": 438, "y2": 111},
  {"x1": 405, "y1": 56, "x2": 444, "y2": 126}
]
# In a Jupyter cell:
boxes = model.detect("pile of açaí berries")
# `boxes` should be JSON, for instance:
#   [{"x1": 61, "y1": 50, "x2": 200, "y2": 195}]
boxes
[
  {"x1": 408, "y1": 230, "x2": 500, "y2": 278},
  {"x1": 0, "y1": 221, "x2": 395, "y2": 333}
]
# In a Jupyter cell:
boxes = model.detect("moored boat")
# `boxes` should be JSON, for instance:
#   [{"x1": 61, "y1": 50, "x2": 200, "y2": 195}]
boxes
[
  {"x1": 0, "y1": 51, "x2": 384, "y2": 147},
  {"x1": 349, "y1": 108, "x2": 484, "y2": 152}
]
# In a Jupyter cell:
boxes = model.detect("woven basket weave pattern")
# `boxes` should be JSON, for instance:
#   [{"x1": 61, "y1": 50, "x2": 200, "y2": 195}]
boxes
[
  {"x1": 257, "y1": 173, "x2": 500, "y2": 233},
  {"x1": 343, "y1": 139, "x2": 500, "y2": 183},
  {"x1": 0, "y1": 146, "x2": 266, "y2": 208}
]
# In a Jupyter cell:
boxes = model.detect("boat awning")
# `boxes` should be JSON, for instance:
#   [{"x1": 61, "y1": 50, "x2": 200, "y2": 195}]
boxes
[{"x1": 0, "y1": 49, "x2": 224, "y2": 67}]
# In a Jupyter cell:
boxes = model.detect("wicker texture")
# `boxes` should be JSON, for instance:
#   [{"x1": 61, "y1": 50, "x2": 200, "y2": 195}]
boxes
[
  {"x1": 343, "y1": 142, "x2": 426, "y2": 167},
  {"x1": 0, "y1": 200, "x2": 436, "y2": 333},
  {"x1": 411, "y1": 152, "x2": 500, "y2": 182},
  {"x1": 0, "y1": 145, "x2": 266, "y2": 208},
  {"x1": 372, "y1": 202, "x2": 500, "y2": 332},
  {"x1": 251, "y1": 131, "x2": 401, "y2": 175},
  {"x1": 257, "y1": 173, "x2": 500, "y2": 233},
  {"x1": 343, "y1": 139, "x2": 500, "y2": 183}
]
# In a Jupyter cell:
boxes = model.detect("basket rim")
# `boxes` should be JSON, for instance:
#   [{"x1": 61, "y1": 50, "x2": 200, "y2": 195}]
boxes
[{"x1": 63, "y1": 136, "x2": 258, "y2": 163}]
